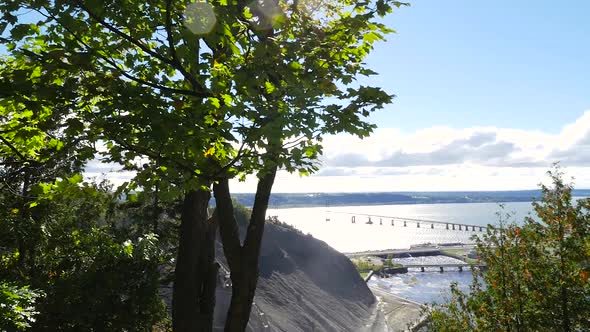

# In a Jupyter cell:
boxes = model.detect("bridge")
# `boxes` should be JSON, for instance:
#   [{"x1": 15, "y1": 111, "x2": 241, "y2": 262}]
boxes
[
  {"x1": 401, "y1": 263, "x2": 486, "y2": 273},
  {"x1": 325, "y1": 210, "x2": 489, "y2": 232},
  {"x1": 345, "y1": 245, "x2": 476, "y2": 258},
  {"x1": 375, "y1": 263, "x2": 487, "y2": 275},
  {"x1": 349, "y1": 246, "x2": 487, "y2": 275}
]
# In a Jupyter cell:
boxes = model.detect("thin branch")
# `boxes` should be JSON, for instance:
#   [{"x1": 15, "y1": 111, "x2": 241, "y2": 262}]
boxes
[
  {"x1": 40, "y1": 8, "x2": 205, "y2": 98},
  {"x1": 98, "y1": 57, "x2": 205, "y2": 97},
  {"x1": 212, "y1": 141, "x2": 248, "y2": 178},
  {"x1": 281, "y1": 135, "x2": 308, "y2": 150},
  {"x1": 163, "y1": 0, "x2": 205, "y2": 92},
  {"x1": 72, "y1": 0, "x2": 172, "y2": 66},
  {"x1": 213, "y1": 178, "x2": 243, "y2": 273},
  {"x1": 0, "y1": 135, "x2": 29, "y2": 162},
  {"x1": 73, "y1": 0, "x2": 207, "y2": 95},
  {"x1": 113, "y1": 138, "x2": 203, "y2": 179},
  {"x1": 0, "y1": 122, "x2": 28, "y2": 135}
]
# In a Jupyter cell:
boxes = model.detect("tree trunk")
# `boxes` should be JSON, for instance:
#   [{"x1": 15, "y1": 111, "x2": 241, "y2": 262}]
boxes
[
  {"x1": 172, "y1": 188, "x2": 218, "y2": 332},
  {"x1": 224, "y1": 267, "x2": 259, "y2": 332},
  {"x1": 214, "y1": 168, "x2": 277, "y2": 332}
]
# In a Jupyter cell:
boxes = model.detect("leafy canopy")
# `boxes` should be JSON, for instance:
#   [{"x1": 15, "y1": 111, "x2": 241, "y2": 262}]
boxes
[{"x1": 1, "y1": 0, "x2": 406, "y2": 195}]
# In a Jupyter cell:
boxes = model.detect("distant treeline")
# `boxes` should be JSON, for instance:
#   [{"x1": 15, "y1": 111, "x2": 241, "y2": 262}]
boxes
[{"x1": 218, "y1": 190, "x2": 590, "y2": 208}]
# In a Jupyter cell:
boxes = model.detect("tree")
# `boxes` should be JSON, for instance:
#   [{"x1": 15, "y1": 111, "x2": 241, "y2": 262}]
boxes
[
  {"x1": 426, "y1": 167, "x2": 590, "y2": 332},
  {"x1": 0, "y1": 52, "x2": 98, "y2": 283},
  {"x1": 1, "y1": 0, "x2": 406, "y2": 330},
  {"x1": 0, "y1": 176, "x2": 168, "y2": 330}
]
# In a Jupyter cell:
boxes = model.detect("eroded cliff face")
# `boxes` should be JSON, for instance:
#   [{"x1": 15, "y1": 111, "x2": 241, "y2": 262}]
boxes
[{"x1": 213, "y1": 223, "x2": 375, "y2": 331}]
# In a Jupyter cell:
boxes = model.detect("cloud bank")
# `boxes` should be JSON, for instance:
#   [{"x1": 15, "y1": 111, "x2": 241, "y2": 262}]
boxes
[
  {"x1": 85, "y1": 111, "x2": 590, "y2": 192},
  {"x1": 260, "y1": 110, "x2": 590, "y2": 192}
]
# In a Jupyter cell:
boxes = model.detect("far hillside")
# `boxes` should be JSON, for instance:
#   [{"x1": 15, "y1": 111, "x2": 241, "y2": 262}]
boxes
[{"x1": 226, "y1": 190, "x2": 590, "y2": 208}]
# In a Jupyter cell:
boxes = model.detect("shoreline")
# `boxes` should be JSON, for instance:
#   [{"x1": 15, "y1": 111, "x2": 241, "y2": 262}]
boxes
[
  {"x1": 264, "y1": 198, "x2": 540, "y2": 209},
  {"x1": 367, "y1": 286, "x2": 426, "y2": 332}
]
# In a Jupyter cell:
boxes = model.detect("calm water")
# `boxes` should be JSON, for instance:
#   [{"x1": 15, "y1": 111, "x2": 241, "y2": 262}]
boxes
[
  {"x1": 268, "y1": 199, "x2": 587, "y2": 304},
  {"x1": 366, "y1": 255, "x2": 476, "y2": 304},
  {"x1": 267, "y1": 201, "x2": 535, "y2": 252},
  {"x1": 369, "y1": 271, "x2": 474, "y2": 304},
  {"x1": 268, "y1": 201, "x2": 532, "y2": 304}
]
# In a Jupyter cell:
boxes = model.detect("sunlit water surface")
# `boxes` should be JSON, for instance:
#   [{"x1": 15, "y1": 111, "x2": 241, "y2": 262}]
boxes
[
  {"x1": 267, "y1": 201, "x2": 535, "y2": 252},
  {"x1": 368, "y1": 271, "x2": 474, "y2": 304},
  {"x1": 267, "y1": 200, "x2": 585, "y2": 304},
  {"x1": 368, "y1": 255, "x2": 477, "y2": 304},
  {"x1": 267, "y1": 201, "x2": 534, "y2": 304}
]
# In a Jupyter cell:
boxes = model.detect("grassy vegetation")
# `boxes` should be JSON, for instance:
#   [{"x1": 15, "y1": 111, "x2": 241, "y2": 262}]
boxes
[
  {"x1": 351, "y1": 256, "x2": 403, "y2": 277},
  {"x1": 266, "y1": 215, "x2": 304, "y2": 235},
  {"x1": 441, "y1": 249, "x2": 481, "y2": 265},
  {"x1": 440, "y1": 248, "x2": 469, "y2": 256}
]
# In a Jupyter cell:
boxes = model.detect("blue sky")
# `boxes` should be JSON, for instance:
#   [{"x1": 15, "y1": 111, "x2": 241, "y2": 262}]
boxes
[
  {"x1": 364, "y1": 1, "x2": 590, "y2": 133},
  {"x1": 227, "y1": 1, "x2": 590, "y2": 192}
]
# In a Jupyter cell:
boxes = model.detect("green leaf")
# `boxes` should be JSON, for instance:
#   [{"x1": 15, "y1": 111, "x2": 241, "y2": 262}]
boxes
[
  {"x1": 128, "y1": 193, "x2": 138, "y2": 202},
  {"x1": 289, "y1": 62, "x2": 302, "y2": 70},
  {"x1": 122, "y1": 240, "x2": 133, "y2": 257},
  {"x1": 10, "y1": 24, "x2": 38, "y2": 40},
  {"x1": 210, "y1": 97, "x2": 221, "y2": 108},
  {"x1": 264, "y1": 81, "x2": 275, "y2": 94},
  {"x1": 67, "y1": 174, "x2": 83, "y2": 184}
]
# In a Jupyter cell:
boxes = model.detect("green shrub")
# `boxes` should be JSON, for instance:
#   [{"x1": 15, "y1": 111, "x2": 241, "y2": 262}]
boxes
[
  {"x1": 1, "y1": 180, "x2": 167, "y2": 330},
  {"x1": 426, "y1": 168, "x2": 590, "y2": 331},
  {"x1": 0, "y1": 282, "x2": 44, "y2": 331}
]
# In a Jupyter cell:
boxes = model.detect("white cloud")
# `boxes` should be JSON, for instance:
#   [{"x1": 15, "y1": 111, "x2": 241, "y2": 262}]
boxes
[
  {"x1": 253, "y1": 110, "x2": 590, "y2": 192},
  {"x1": 86, "y1": 111, "x2": 590, "y2": 192}
]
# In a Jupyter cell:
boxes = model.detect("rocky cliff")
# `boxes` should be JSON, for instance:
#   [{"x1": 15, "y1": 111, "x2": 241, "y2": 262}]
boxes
[{"x1": 213, "y1": 222, "x2": 376, "y2": 331}]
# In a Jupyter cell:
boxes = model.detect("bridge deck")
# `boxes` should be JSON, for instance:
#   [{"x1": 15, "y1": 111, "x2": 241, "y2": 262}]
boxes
[
  {"x1": 325, "y1": 210, "x2": 491, "y2": 230},
  {"x1": 403, "y1": 263, "x2": 474, "y2": 268}
]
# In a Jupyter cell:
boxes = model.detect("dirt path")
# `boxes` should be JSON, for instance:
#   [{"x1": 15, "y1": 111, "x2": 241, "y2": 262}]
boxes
[{"x1": 366, "y1": 286, "x2": 425, "y2": 332}]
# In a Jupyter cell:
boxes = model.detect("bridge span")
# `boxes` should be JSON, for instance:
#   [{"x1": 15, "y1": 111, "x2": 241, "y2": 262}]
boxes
[
  {"x1": 345, "y1": 245, "x2": 476, "y2": 258},
  {"x1": 378, "y1": 263, "x2": 487, "y2": 274},
  {"x1": 325, "y1": 210, "x2": 490, "y2": 232}
]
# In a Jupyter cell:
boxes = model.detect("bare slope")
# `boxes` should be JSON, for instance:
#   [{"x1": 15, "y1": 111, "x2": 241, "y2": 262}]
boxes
[{"x1": 214, "y1": 223, "x2": 376, "y2": 331}]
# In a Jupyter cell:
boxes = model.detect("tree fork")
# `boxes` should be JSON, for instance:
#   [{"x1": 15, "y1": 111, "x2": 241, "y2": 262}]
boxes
[{"x1": 214, "y1": 167, "x2": 277, "y2": 331}]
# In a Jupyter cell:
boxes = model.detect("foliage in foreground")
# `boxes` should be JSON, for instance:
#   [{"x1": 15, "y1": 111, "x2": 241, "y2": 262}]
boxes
[
  {"x1": 0, "y1": 282, "x2": 44, "y2": 331},
  {"x1": 0, "y1": 0, "x2": 407, "y2": 327},
  {"x1": 426, "y1": 168, "x2": 590, "y2": 331},
  {"x1": 0, "y1": 179, "x2": 168, "y2": 330}
]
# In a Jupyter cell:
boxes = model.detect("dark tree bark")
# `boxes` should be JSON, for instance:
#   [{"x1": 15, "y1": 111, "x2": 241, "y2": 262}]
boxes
[
  {"x1": 214, "y1": 167, "x2": 277, "y2": 332},
  {"x1": 172, "y1": 188, "x2": 218, "y2": 332}
]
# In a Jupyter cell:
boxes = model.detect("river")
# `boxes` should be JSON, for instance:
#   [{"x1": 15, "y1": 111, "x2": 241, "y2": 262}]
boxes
[
  {"x1": 267, "y1": 200, "x2": 536, "y2": 305},
  {"x1": 267, "y1": 201, "x2": 535, "y2": 253}
]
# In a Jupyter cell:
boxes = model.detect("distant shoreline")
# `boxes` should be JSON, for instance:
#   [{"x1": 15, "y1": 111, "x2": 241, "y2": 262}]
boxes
[
  {"x1": 264, "y1": 198, "x2": 534, "y2": 209},
  {"x1": 224, "y1": 190, "x2": 590, "y2": 208}
]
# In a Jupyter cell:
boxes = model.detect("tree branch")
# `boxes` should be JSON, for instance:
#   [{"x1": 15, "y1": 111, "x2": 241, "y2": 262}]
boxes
[
  {"x1": 213, "y1": 178, "x2": 243, "y2": 273},
  {"x1": 98, "y1": 57, "x2": 205, "y2": 97},
  {"x1": 163, "y1": 0, "x2": 205, "y2": 91},
  {"x1": 212, "y1": 141, "x2": 249, "y2": 179},
  {"x1": 38, "y1": 7, "x2": 206, "y2": 98},
  {"x1": 113, "y1": 138, "x2": 203, "y2": 179},
  {"x1": 73, "y1": 0, "x2": 208, "y2": 95},
  {"x1": 0, "y1": 135, "x2": 29, "y2": 162},
  {"x1": 72, "y1": 0, "x2": 171, "y2": 65},
  {"x1": 243, "y1": 165, "x2": 277, "y2": 258}
]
